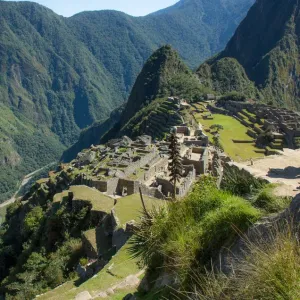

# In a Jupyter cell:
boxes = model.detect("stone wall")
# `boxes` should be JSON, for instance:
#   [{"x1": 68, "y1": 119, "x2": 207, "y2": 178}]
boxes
[
  {"x1": 182, "y1": 148, "x2": 209, "y2": 175},
  {"x1": 207, "y1": 104, "x2": 229, "y2": 115},
  {"x1": 82, "y1": 230, "x2": 98, "y2": 259},
  {"x1": 175, "y1": 126, "x2": 190, "y2": 135},
  {"x1": 143, "y1": 157, "x2": 168, "y2": 181},
  {"x1": 123, "y1": 150, "x2": 158, "y2": 177},
  {"x1": 157, "y1": 165, "x2": 196, "y2": 198},
  {"x1": 106, "y1": 178, "x2": 119, "y2": 196},
  {"x1": 116, "y1": 179, "x2": 139, "y2": 196},
  {"x1": 140, "y1": 184, "x2": 165, "y2": 199}
]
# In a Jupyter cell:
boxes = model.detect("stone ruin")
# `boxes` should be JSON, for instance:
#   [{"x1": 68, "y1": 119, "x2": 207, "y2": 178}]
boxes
[
  {"x1": 71, "y1": 130, "x2": 212, "y2": 200},
  {"x1": 216, "y1": 99, "x2": 300, "y2": 149}
]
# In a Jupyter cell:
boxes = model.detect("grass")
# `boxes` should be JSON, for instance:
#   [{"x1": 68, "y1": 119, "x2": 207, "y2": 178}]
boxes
[
  {"x1": 38, "y1": 243, "x2": 142, "y2": 300},
  {"x1": 130, "y1": 177, "x2": 261, "y2": 281},
  {"x1": 114, "y1": 194, "x2": 165, "y2": 226},
  {"x1": 253, "y1": 184, "x2": 291, "y2": 213},
  {"x1": 128, "y1": 168, "x2": 145, "y2": 180},
  {"x1": 70, "y1": 185, "x2": 115, "y2": 213},
  {"x1": 186, "y1": 225, "x2": 300, "y2": 300},
  {"x1": 194, "y1": 112, "x2": 264, "y2": 161},
  {"x1": 82, "y1": 227, "x2": 112, "y2": 257},
  {"x1": 53, "y1": 191, "x2": 69, "y2": 204}
]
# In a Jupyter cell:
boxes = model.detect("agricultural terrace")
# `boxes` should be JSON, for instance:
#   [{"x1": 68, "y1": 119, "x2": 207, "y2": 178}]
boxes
[
  {"x1": 192, "y1": 103, "x2": 264, "y2": 161},
  {"x1": 114, "y1": 194, "x2": 165, "y2": 226},
  {"x1": 38, "y1": 243, "x2": 142, "y2": 300}
]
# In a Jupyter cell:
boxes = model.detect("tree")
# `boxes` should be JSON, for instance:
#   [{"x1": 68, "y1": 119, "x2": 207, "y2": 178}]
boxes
[{"x1": 168, "y1": 131, "x2": 183, "y2": 199}]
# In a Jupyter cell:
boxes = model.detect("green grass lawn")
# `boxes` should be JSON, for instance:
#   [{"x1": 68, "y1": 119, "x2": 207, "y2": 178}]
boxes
[
  {"x1": 114, "y1": 194, "x2": 166, "y2": 226},
  {"x1": 70, "y1": 186, "x2": 115, "y2": 213},
  {"x1": 194, "y1": 113, "x2": 264, "y2": 161},
  {"x1": 38, "y1": 243, "x2": 142, "y2": 300}
]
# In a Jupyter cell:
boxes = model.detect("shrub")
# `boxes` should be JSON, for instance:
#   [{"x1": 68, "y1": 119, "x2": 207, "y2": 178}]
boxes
[
  {"x1": 130, "y1": 176, "x2": 261, "y2": 281},
  {"x1": 79, "y1": 257, "x2": 88, "y2": 266},
  {"x1": 220, "y1": 92, "x2": 247, "y2": 102},
  {"x1": 184, "y1": 224, "x2": 300, "y2": 300},
  {"x1": 221, "y1": 164, "x2": 266, "y2": 197},
  {"x1": 253, "y1": 184, "x2": 291, "y2": 213},
  {"x1": 23, "y1": 206, "x2": 44, "y2": 235}
]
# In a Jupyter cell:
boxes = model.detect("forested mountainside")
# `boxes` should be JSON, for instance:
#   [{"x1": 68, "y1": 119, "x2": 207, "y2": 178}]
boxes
[
  {"x1": 104, "y1": 45, "x2": 207, "y2": 140},
  {"x1": 197, "y1": 0, "x2": 300, "y2": 109},
  {"x1": 0, "y1": 0, "x2": 254, "y2": 201},
  {"x1": 68, "y1": 0, "x2": 255, "y2": 95},
  {"x1": 62, "y1": 45, "x2": 208, "y2": 161}
]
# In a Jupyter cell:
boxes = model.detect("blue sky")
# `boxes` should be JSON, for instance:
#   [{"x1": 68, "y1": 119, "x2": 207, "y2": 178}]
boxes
[{"x1": 5, "y1": 0, "x2": 179, "y2": 17}]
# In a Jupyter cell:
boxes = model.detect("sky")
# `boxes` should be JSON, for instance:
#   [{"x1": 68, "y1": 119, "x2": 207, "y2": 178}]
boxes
[{"x1": 5, "y1": 0, "x2": 179, "y2": 17}]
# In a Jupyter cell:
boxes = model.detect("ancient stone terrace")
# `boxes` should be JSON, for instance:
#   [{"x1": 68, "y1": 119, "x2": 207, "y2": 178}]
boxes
[{"x1": 215, "y1": 100, "x2": 300, "y2": 150}]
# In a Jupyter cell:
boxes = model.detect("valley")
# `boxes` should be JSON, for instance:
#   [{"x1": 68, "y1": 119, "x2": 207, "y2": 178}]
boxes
[
  {"x1": 1, "y1": 0, "x2": 300, "y2": 299},
  {"x1": 0, "y1": 0, "x2": 255, "y2": 201}
]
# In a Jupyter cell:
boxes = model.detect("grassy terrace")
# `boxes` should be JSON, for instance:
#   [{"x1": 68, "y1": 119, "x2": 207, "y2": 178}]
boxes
[
  {"x1": 38, "y1": 243, "x2": 141, "y2": 300},
  {"x1": 70, "y1": 186, "x2": 115, "y2": 213},
  {"x1": 115, "y1": 194, "x2": 165, "y2": 226},
  {"x1": 194, "y1": 111, "x2": 264, "y2": 161}
]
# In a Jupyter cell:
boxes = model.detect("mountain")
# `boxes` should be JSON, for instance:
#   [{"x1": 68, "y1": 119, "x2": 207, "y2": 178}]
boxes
[
  {"x1": 62, "y1": 45, "x2": 206, "y2": 162},
  {"x1": 0, "y1": 2, "x2": 121, "y2": 201},
  {"x1": 101, "y1": 45, "x2": 208, "y2": 142},
  {"x1": 0, "y1": 0, "x2": 254, "y2": 200},
  {"x1": 197, "y1": 0, "x2": 300, "y2": 108},
  {"x1": 67, "y1": 0, "x2": 255, "y2": 95}
]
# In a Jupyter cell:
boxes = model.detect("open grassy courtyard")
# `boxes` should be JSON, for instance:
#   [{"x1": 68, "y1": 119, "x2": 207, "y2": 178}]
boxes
[{"x1": 194, "y1": 112, "x2": 264, "y2": 161}]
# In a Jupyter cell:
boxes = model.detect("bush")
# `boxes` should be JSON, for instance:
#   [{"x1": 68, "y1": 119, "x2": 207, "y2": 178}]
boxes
[
  {"x1": 130, "y1": 177, "x2": 261, "y2": 281},
  {"x1": 221, "y1": 164, "x2": 266, "y2": 197},
  {"x1": 186, "y1": 225, "x2": 300, "y2": 300},
  {"x1": 253, "y1": 185, "x2": 291, "y2": 213},
  {"x1": 79, "y1": 257, "x2": 88, "y2": 266},
  {"x1": 23, "y1": 206, "x2": 44, "y2": 235}
]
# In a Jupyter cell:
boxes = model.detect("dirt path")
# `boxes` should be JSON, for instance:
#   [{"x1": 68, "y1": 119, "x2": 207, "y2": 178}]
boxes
[
  {"x1": 0, "y1": 162, "x2": 56, "y2": 209},
  {"x1": 236, "y1": 148, "x2": 300, "y2": 197}
]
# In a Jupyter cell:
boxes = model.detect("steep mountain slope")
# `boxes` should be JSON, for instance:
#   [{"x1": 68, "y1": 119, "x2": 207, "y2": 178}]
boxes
[
  {"x1": 61, "y1": 105, "x2": 124, "y2": 162},
  {"x1": 62, "y1": 46, "x2": 206, "y2": 162},
  {"x1": 197, "y1": 0, "x2": 300, "y2": 108},
  {"x1": 68, "y1": 0, "x2": 255, "y2": 96},
  {"x1": 0, "y1": 0, "x2": 254, "y2": 200},
  {"x1": 102, "y1": 45, "x2": 207, "y2": 142},
  {"x1": 0, "y1": 1, "x2": 121, "y2": 201}
]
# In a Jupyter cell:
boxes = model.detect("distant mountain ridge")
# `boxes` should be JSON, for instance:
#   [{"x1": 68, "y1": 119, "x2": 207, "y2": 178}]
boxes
[
  {"x1": 197, "y1": 0, "x2": 300, "y2": 108},
  {"x1": 62, "y1": 45, "x2": 207, "y2": 162},
  {"x1": 0, "y1": 0, "x2": 254, "y2": 200}
]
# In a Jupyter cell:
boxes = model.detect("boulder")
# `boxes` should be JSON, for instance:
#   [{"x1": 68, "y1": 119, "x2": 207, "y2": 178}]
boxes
[
  {"x1": 220, "y1": 193, "x2": 300, "y2": 274},
  {"x1": 75, "y1": 291, "x2": 92, "y2": 300}
]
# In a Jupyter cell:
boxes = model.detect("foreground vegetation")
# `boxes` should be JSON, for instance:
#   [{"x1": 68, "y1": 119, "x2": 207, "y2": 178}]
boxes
[
  {"x1": 186, "y1": 225, "x2": 300, "y2": 300},
  {"x1": 130, "y1": 174, "x2": 293, "y2": 299},
  {"x1": 130, "y1": 177, "x2": 261, "y2": 286}
]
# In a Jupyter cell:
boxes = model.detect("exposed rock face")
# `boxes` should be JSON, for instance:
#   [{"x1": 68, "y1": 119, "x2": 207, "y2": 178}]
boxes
[{"x1": 220, "y1": 193, "x2": 300, "y2": 273}]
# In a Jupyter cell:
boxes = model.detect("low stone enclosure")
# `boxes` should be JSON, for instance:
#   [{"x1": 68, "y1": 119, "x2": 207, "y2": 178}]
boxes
[{"x1": 213, "y1": 100, "x2": 300, "y2": 150}]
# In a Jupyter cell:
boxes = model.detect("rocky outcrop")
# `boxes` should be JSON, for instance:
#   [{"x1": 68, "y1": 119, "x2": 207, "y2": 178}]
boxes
[{"x1": 220, "y1": 193, "x2": 300, "y2": 273}]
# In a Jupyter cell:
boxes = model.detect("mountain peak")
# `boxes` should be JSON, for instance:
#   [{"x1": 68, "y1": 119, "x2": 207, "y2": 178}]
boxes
[{"x1": 119, "y1": 45, "x2": 188, "y2": 125}]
